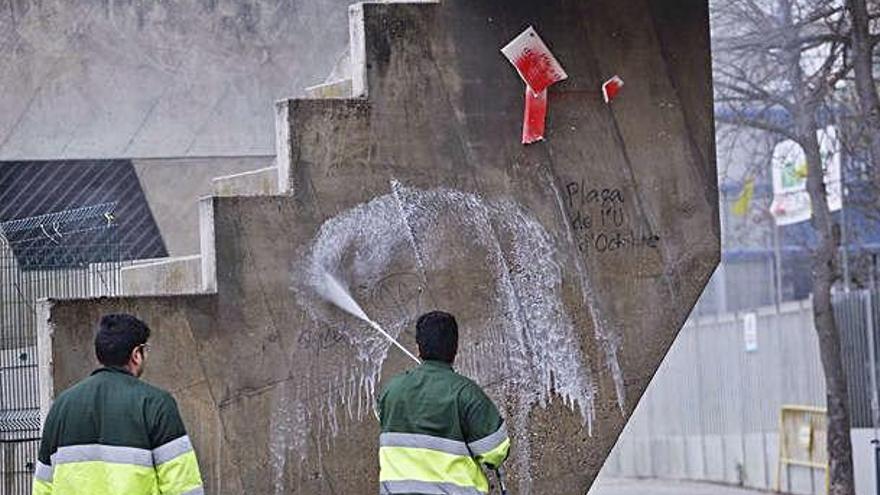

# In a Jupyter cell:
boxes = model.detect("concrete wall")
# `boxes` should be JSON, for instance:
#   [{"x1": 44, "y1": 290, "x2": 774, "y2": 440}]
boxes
[
  {"x1": 132, "y1": 157, "x2": 272, "y2": 255},
  {"x1": 0, "y1": 0, "x2": 352, "y2": 160},
  {"x1": 600, "y1": 300, "x2": 879, "y2": 495},
  {"x1": 39, "y1": 1, "x2": 720, "y2": 493}
]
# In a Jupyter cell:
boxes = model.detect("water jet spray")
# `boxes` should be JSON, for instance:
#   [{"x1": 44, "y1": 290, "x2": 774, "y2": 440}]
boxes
[{"x1": 316, "y1": 270, "x2": 421, "y2": 364}]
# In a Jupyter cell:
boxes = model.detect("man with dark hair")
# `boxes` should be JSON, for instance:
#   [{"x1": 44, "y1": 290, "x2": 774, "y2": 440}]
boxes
[
  {"x1": 378, "y1": 311, "x2": 510, "y2": 494},
  {"x1": 32, "y1": 314, "x2": 204, "y2": 495}
]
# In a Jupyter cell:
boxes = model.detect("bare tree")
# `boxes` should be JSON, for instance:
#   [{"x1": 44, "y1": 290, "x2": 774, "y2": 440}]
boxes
[
  {"x1": 845, "y1": 0, "x2": 880, "y2": 193},
  {"x1": 712, "y1": 1, "x2": 856, "y2": 493}
]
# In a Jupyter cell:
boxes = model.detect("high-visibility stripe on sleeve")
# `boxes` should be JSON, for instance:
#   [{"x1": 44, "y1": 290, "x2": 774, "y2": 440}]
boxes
[
  {"x1": 34, "y1": 461, "x2": 53, "y2": 482},
  {"x1": 153, "y1": 435, "x2": 204, "y2": 495},
  {"x1": 152, "y1": 435, "x2": 194, "y2": 465},
  {"x1": 380, "y1": 479, "x2": 484, "y2": 494},
  {"x1": 474, "y1": 437, "x2": 510, "y2": 468},
  {"x1": 31, "y1": 478, "x2": 52, "y2": 495},
  {"x1": 155, "y1": 449, "x2": 203, "y2": 495},
  {"x1": 468, "y1": 423, "x2": 510, "y2": 468},
  {"x1": 467, "y1": 423, "x2": 507, "y2": 455}
]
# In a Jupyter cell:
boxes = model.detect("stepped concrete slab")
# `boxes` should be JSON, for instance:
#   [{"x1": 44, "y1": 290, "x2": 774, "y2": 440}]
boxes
[
  {"x1": 134, "y1": 157, "x2": 273, "y2": 256},
  {"x1": 39, "y1": 1, "x2": 719, "y2": 494},
  {"x1": 304, "y1": 79, "x2": 354, "y2": 99},
  {"x1": 120, "y1": 256, "x2": 202, "y2": 296},
  {"x1": 213, "y1": 167, "x2": 279, "y2": 197}
]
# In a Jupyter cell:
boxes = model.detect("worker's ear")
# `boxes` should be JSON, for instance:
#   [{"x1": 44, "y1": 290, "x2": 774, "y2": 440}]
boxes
[{"x1": 130, "y1": 345, "x2": 144, "y2": 368}]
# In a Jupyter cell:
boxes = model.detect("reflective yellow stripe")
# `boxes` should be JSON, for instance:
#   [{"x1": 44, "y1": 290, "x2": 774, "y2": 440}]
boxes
[
  {"x1": 156, "y1": 450, "x2": 203, "y2": 495},
  {"x1": 52, "y1": 461, "x2": 157, "y2": 495},
  {"x1": 475, "y1": 437, "x2": 510, "y2": 468},
  {"x1": 468, "y1": 424, "x2": 508, "y2": 456},
  {"x1": 153, "y1": 435, "x2": 194, "y2": 465},
  {"x1": 31, "y1": 478, "x2": 52, "y2": 495},
  {"x1": 379, "y1": 446, "x2": 489, "y2": 493}
]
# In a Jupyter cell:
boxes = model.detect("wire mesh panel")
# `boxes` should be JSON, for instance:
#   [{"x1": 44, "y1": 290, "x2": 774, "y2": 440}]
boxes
[
  {"x1": 0, "y1": 203, "x2": 127, "y2": 495},
  {"x1": 775, "y1": 405, "x2": 828, "y2": 493}
]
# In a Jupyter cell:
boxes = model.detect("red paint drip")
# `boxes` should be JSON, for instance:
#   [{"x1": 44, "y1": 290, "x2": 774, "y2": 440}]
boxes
[
  {"x1": 522, "y1": 87, "x2": 548, "y2": 144},
  {"x1": 515, "y1": 48, "x2": 564, "y2": 94},
  {"x1": 602, "y1": 76, "x2": 625, "y2": 104}
]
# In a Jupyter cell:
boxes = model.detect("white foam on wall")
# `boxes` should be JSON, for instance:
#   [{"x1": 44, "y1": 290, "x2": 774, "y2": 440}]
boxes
[
  {"x1": 545, "y1": 172, "x2": 627, "y2": 412},
  {"x1": 279, "y1": 181, "x2": 603, "y2": 491}
]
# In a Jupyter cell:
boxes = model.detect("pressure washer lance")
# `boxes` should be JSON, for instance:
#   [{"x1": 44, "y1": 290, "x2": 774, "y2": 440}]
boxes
[
  {"x1": 494, "y1": 467, "x2": 508, "y2": 495},
  {"x1": 317, "y1": 271, "x2": 421, "y2": 364}
]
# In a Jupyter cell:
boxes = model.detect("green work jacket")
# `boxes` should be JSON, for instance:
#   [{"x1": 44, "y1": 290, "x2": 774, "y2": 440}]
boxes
[
  {"x1": 378, "y1": 360, "x2": 511, "y2": 495},
  {"x1": 32, "y1": 367, "x2": 204, "y2": 495}
]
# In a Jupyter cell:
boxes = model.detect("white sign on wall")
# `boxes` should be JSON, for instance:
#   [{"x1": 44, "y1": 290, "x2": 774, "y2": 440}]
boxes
[
  {"x1": 743, "y1": 312, "x2": 758, "y2": 353},
  {"x1": 769, "y1": 126, "x2": 842, "y2": 226}
]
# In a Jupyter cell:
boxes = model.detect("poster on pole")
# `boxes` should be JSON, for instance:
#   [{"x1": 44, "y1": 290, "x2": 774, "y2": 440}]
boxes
[{"x1": 769, "y1": 126, "x2": 842, "y2": 226}]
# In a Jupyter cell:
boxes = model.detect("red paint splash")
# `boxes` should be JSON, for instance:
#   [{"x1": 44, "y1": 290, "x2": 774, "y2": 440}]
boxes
[
  {"x1": 522, "y1": 87, "x2": 548, "y2": 144},
  {"x1": 602, "y1": 76, "x2": 625, "y2": 104},
  {"x1": 515, "y1": 48, "x2": 564, "y2": 94}
]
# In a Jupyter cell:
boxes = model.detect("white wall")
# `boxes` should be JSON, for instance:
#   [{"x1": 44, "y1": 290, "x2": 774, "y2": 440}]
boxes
[{"x1": 0, "y1": 0, "x2": 354, "y2": 160}]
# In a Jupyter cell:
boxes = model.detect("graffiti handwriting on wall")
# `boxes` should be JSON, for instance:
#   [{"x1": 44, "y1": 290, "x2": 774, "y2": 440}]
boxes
[
  {"x1": 368, "y1": 272, "x2": 424, "y2": 326},
  {"x1": 565, "y1": 180, "x2": 660, "y2": 255},
  {"x1": 296, "y1": 324, "x2": 346, "y2": 351}
]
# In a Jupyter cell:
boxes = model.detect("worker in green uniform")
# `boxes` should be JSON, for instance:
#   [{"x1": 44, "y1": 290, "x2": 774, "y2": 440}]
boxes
[
  {"x1": 32, "y1": 314, "x2": 204, "y2": 495},
  {"x1": 378, "y1": 311, "x2": 511, "y2": 494}
]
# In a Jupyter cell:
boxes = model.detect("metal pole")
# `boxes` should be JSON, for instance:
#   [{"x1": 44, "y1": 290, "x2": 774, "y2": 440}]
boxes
[
  {"x1": 841, "y1": 192, "x2": 850, "y2": 292},
  {"x1": 773, "y1": 221, "x2": 784, "y2": 308},
  {"x1": 867, "y1": 291, "x2": 879, "y2": 438},
  {"x1": 873, "y1": 439, "x2": 880, "y2": 495},
  {"x1": 866, "y1": 290, "x2": 880, "y2": 495},
  {"x1": 871, "y1": 254, "x2": 877, "y2": 291},
  {"x1": 494, "y1": 467, "x2": 507, "y2": 495}
]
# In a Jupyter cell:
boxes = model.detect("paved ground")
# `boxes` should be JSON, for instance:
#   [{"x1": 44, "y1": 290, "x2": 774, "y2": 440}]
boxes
[{"x1": 590, "y1": 477, "x2": 769, "y2": 495}]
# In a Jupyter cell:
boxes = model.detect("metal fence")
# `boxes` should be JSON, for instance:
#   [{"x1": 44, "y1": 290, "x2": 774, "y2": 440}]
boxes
[
  {"x1": 0, "y1": 204, "x2": 127, "y2": 495},
  {"x1": 834, "y1": 290, "x2": 880, "y2": 430},
  {"x1": 601, "y1": 291, "x2": 880, "y2": 495}
]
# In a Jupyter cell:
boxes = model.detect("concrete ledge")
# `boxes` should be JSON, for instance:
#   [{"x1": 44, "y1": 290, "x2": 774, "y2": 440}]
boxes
[
  {"x1": 274, "y1": 101, "x2": 293, "y2": 195},
  {"x1": 347, "y1": 1, "x2": 439, "y2": 99},
  {"x1": 349, "y1": 3, "x2": 368, "y2": 98},
  {"x1": 212, "y1": 166, "x2": 278, "y2": 197},
  {"x1": 304, "y1": 78, "x2": 353, "y2": 99},
  {"x1": 199, "y1": 197, "x2": 217, "y2": 293},
  {"x1": 121, "y1": 255, "x2": 202, "y2": 295}
]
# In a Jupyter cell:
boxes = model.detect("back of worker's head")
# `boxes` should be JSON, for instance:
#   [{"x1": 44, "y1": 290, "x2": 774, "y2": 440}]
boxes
[
  {"x1": 95, "y1": 314, "x2": 151, "y2": 374},
  {"x1": 416, "y1": 311, "x2": 458, "y2": 363}
]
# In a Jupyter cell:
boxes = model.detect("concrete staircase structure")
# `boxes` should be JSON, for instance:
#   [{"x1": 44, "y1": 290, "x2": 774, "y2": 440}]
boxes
[{"x1": 39, "y1": 1, "x2": 720, "y2": 493}]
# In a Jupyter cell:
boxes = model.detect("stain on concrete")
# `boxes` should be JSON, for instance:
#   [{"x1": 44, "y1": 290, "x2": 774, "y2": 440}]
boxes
[{"x1": 40, "y1": 1, "x2": 720, "y2": 493}]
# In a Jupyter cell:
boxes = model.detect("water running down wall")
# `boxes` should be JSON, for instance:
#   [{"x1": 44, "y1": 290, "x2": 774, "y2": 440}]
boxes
[
  {"x1": 39, "y1": 1, "x2": 720, "y2": 493},
  {"x1": 289, "y1": 182, "x2": 597, "y2": 489}
]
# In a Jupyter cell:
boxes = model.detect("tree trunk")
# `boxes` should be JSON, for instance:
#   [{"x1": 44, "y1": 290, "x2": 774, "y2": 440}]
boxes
[
  {"x1": 847, "y1": 0, "x2": 880, "y2": 195},
  {"x1": 780, "y1": 0, "x2": 856, "y2": 491},
  {"x1": 801, "y1": 129, "x2": 856, "y2": 495}
]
